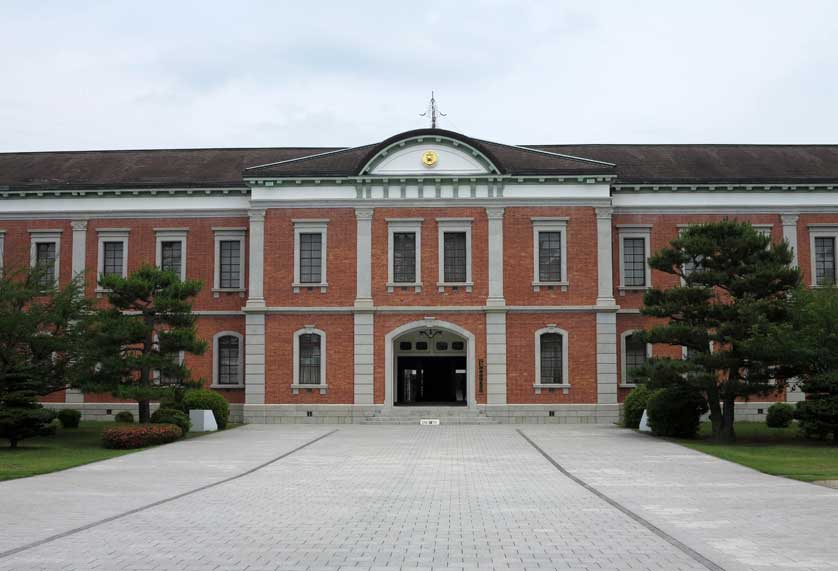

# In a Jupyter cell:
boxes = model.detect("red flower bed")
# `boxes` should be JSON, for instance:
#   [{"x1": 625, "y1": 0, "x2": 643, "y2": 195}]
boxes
[{"x1": 102, "y1": 423, "x2": 183, "y2": 449}]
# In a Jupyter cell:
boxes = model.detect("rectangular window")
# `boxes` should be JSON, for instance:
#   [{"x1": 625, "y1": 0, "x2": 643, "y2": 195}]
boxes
[
  {"x1": 218, "y1": 336, "x2": 240, "y2": 385},
  {"x1": 540, "y1": 333, "x2": 564, "y2": 384},
  {"x1": 443, "y1": 232, "x2": 467, "y2": 283},
  {"x1": 299, "y1": 233, "x2": 323, "y2": 284},
  {"x1": 35, "y1": 242, "x2": 57, "y2": 287},
  {"x1": 219, "y1": 240, "x2": 241, "y2": 289},
  {"x1": 299, "y1": 333, "x2": 321, "y2": 384},
  {"x1": 538, "y1": 231, "x2": 562, "y2": 282},
  {"x1": 815, "y1": 236, "x2": 836, "y2": 286},
  {"x1": 102, "y1": 242, "x2": 124, "y2": 277},
  {"x1": 393, "y1": 232, "x2": 417, "y2": 283},
  {"x1": 624, "y1": 333, "x2": 647, "y2": 384},
  {"x1": 160, "y1": 241, "x2": 183, "y2": 276},
  {"x1": 623, "y1": 237, "x2": 647, "y2": 287}
]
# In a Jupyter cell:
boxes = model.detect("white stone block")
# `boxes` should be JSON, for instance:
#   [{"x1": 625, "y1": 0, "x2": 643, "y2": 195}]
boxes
[{"x1": 189, "y1": 409, "x2": 218, "y2": 432}]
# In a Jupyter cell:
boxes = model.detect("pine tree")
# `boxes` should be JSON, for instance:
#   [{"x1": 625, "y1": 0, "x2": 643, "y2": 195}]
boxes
[
  {"x1": 76, "y1": 265, "x2": 207, "y2": 423},
  {"x1": 0, "y1": 268, "x2": 89, "y2": 447},
  {"x1": 638, "y1": 220, "x2": 801, "y2": 442}
]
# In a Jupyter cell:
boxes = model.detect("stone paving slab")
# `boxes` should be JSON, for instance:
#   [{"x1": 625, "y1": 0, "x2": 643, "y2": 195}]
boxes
[
  {"x1": 1, "y1": 425, "x2": 836, "y2": 570},
  {"x1": 522, "y1": 426, "x2": 838, "y2": 571},
  {"x1": 0, "y1": 425, "x2": 332, "y2": 554}
]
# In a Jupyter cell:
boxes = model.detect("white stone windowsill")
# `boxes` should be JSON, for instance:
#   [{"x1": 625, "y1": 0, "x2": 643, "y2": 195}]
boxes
[
  {"x1": 387, "y1": 282, "x2": 422, "y2": 293},
  {"x1": 436, "y1": 282, "x2": 473, "y2": 293},
  {"x1": 292, "y1": 282, "x2": 328, "y2": 293},
  {"x1": 211, "y1": 383, "x2": 245, "y2": 389},
  {"x1": 618, "y1": 285, "x2": 650, "y2": 296},
  {"x1": 532, "y1": 281, "x2": 569, "y2": 292},
  {"x1": 619, "y1": 383, "x2": 638, "y2": 389},
  {"x1": 533, "y1": 383, "x2": 571, "y2": 395},
  {"x1": 291, "y1": 383, "x2": 328, "y2": 395},
  {"x1": 212, "y1": 288, "x2": 246, "y2": 298}
]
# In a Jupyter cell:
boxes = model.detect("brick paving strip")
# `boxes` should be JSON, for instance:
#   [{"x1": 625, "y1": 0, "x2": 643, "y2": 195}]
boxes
[
  {"x1": 517, "y1": 429, "x2": 725, "y2": 571},
  {"x1": 0, "y1": 427, "x2": 337, "y2": 560}
]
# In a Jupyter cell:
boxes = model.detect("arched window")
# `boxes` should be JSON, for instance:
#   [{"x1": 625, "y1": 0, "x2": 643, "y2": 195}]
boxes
[
  {"x1": 621, "y1": 330, "x2": 651, "y2": 386},
  {"x1": 292, "y1": 327, "x2": 327, "y2": 394},
  {"x1": 534, "y1": 327, "x2": 569, "y2": 394},
  {"x1": 212, "y1": 332, "x2": 243, "y2": 387}
]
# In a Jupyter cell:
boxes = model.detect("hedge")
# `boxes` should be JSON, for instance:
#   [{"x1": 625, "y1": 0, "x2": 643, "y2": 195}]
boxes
[
  {"x1": 57, "y1": 409, "x2": 82, "y2": 429},
  {"x1": 150, "y1": 408, "x2": 191, "y2": 434},
  {"x1": 766, "y1": 402, "x2": 794, "y2": 429},
  {"x1": 102, "y1": 423, "x2": 183, "y2": 449},
  {"x1": 622, "y1": 385, "x2": 653, "y2": 429},
  {"x1": 114, "y1": 411, "x2": 134, "y2": 423},
  {"x1": 183, "y1": 389, "x2": 229, "y2": 429}
]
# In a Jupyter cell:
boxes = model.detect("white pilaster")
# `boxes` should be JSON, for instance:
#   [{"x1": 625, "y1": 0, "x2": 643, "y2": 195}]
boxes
[
  {"x1": 594, "y1": 207, "x2": 618, "y2": 404},
  {"x1": 67, "y1": 220, "x2": 88, "y2": 405},
  {"x1": 781, "y1": 214, "x2": 799, "y2": 267},
  {"x1": 246, "y1": 209, "x2": 266, "y2": 309},
  {"x1": 354, "y1": 208, "x2": 375, "y2": 404},
  {"x1": 595, "y1": 207, "x2": 616, "y2": 306},
  {"x1": 485, "y1": 311, "x2": 507, "y2": 405},
  {"x1": 596, "y1": 310, "x2": 618, "y2": 405},
  {"x1": 244, "y1": 209, "x2": 266, "y2": 407},
  {"x1": 485, "y1": 207, "x2": 507, "y2": 404},
  {"x1": 486, "y1": 207, "x2": 505, "y2": 307}
]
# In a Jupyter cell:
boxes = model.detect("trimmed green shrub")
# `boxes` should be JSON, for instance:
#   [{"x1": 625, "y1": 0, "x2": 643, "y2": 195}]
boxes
[
  {"x1": 646, "y1": 385, "x2": 709, "y2": 438},
  {"x1": 766, "y1": 403, "x2": 794, "y2": 429},
  {"x1": 102, "y1": 423, "x2": 183, "y2": 449},
  {"x1": 183, "y1": 389, "x2": 229, "y2": 429},
  {"x1": 114, "y1": 411, "x2": 134, "y2": 423},
  {"x1": 795, "y1": 398, "x2": 838, "y2": 442},
  {"x1": 623, "y1": 385, "x2": 653, "y2": 429},
  {"x1": 57, "y1": 409, "x2": 82, "y2": 429},
  {"x1": 150, "y1": 408, "x2": 191, "y2": 433}
]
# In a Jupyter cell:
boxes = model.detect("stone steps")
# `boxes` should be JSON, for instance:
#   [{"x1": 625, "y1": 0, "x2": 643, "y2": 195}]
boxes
[{"x1": 360, "y1": 417, "x2": 499, "y2": 425}]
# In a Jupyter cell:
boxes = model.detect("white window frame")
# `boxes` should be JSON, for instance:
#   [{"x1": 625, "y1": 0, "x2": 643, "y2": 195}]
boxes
[
  {"x1": 292, "y1": 326, "x2": 327, "y2": 394},
  {"x1": 533, "y1": 325, "x2": 570, "y2": 394},
  {"x1": 808, "y1": 224, "x2": 838, "y2": 287},
  {"x1": 531, "y1": 217, "x2": 568, "y2": 292},
  {"x1": 436, "y1": 217, "x2": 473, "y2": 292},
  {"x1": 212, "y1": 331, "x2": 244, "y2": 388},
  {"x1": 292, "y1": 219, "x2": 329, "y2": 293},
  {"x1": 617, "y1": 225, "x2": 652, "y2": 293},
  {"x1": 29, "y1": 230, "x2": 62, "y2": 288},
  {"x1": 620, "y1": 329, "x2": 652, "y2": 388},
  {"x1": 753, "y1": 224, "x2": 773, "y2": 238},
  {"x1": 150, "y1": 332, "x2": 185, "y2": 385},
  {"x1": 96, "y1": 229, "x2": 130, "y2": 292},
  {"x1": 213, "y1": 228, "x2": 246, "y2": 296},
  {"x1": 387, "y1": 218, "x2": 423, "y2": 292},
  {"x1": 155, "y1": 228, "x2": 188, "y2": 280}
]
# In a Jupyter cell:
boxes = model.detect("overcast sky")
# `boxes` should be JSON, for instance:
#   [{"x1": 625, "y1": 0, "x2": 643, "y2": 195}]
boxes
[{"x1": 2, "y1": 1, "x2": 838, "y2": 151}]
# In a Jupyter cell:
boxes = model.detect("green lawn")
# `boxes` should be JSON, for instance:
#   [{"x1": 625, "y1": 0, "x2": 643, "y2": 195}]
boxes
[
  {"x1": 675, "y1": 422, "x2": 838, "y2": 482},
  {"x1": 0, "y1": 421, "x2": 224, "y2": 481}
]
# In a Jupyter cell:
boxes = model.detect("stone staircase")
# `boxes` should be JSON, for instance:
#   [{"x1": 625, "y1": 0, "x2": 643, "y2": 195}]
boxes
[{"x1": 360, "y1": 406, "x2": 499, "y2": 425}]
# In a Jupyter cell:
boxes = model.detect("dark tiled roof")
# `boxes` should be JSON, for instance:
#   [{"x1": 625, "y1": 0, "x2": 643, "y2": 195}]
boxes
[
  {"x1": 531, "y1": 144, "x2": 838, "y2": 184},
  {"x1": 244, "y1": 129, "x2": 615, "y2": 177},
  {"x1": 2, "y1": 135, "x2": 838, "y2": 191},
  {"x1": 0, "y1": 147, "x2": 334, "y2": 190}
]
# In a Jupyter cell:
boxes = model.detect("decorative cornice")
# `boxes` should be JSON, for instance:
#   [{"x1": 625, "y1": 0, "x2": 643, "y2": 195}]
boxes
[
  {"x1": 614, "y1": 183, "x2": 838, "y2": 193},
  {"x1": 0, "y1": 187, "x2": 250, "y2": 200}
]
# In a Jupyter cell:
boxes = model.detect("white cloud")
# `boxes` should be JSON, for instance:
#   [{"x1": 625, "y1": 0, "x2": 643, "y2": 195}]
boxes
[{"x1": 1, "y1": 0, "x2": 837, "y2": 151}]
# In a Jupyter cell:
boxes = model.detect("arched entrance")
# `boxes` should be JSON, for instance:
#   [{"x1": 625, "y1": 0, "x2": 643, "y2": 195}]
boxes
[{"x1": 384, "y1": 319, "x2": 476, "y2": 410}]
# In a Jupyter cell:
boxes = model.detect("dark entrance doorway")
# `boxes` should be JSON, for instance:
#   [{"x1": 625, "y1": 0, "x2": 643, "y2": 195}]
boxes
[{"x1": 396, "y1": 356, "x2": 467, "y2": 406}]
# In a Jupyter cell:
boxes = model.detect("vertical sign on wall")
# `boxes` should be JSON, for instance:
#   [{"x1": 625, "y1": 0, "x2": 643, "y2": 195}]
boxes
[{"x1": 478, "y1": 359, "x2": 484, "y2": 393}]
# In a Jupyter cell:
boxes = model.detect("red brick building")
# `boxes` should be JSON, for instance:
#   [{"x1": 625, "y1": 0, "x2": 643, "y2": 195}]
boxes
[{"x1": 3, "y1": 129, "x2": 837, "y2": 423}]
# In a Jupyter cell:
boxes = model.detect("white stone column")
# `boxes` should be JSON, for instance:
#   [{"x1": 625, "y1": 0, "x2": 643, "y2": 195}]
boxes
[
  {"x1": 247, "y1": 209, "x2": 266, "y2": 309},
  {"x1": 781, "y1": 214, "x2": 799, "y2": 267},
  {"x1": 781, "y1": 214, "x2": 805, "y2": 402},
  {"x1": 244, "y1": 209, "x2": 266, "y2": 411},
  {"x1": 67, "y1": 220, "x2": 88, "y2": 405},
  {"x1": 594, "y1": 207, "x2": 618, "y2": 406},
  {"x1": 354, "y1": 208, "x2": 375, "y2": 404},
  {"x1": 486, "y1": 208, "x2": 505, "y2": 307},
  {"x1": 484, "y1": 207, "x2": 507, "y2": 405}
]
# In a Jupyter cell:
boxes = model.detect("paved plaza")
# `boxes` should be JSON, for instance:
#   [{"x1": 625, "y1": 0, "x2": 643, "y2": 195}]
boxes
[{"x1": 1, "y1": 425, "x2": 837, "y2": 571}]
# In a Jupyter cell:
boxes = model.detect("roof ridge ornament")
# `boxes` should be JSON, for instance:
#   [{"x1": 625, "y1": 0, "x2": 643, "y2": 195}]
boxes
[{"x1": 420, "y1": 91, "x2": 446, "y2": 129}]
